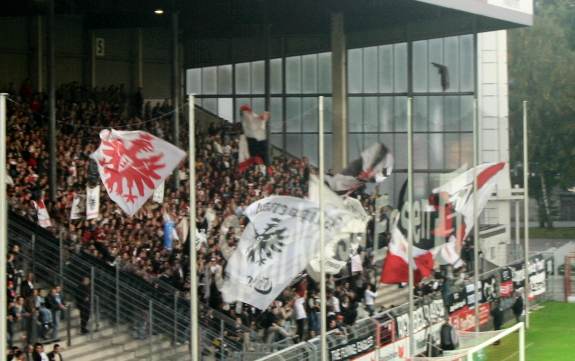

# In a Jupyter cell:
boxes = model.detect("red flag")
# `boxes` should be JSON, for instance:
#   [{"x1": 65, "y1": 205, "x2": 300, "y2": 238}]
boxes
[{"x1": 90, "y1": 129, "x2": 186, "y2": 216}]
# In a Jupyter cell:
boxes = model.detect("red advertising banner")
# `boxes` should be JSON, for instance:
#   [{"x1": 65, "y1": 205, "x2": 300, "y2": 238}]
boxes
[{"x1": 449, "y1": 303, "x2": 491, "y2": 331}]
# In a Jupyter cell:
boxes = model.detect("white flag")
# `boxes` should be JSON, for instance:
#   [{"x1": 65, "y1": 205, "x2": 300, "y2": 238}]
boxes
[
  {"x1": 70, "y1": 193, "x2": 85, "y2": 220},
  {"x1": 33, "y1": 200, "x2": 52, "y2": 228},
  {"x1": 221, "y1": 196, "x2": 352, "y2": 310},
  {"x1": 90, "y1": 129, "x2": 186, "y2": 216},
  {"x1": 86, "y1": 185, "x2": 100, "y2": 220},
  {"x1": 306, "y1": 175, "x2": 369, "y2": 278},
  {"x1": 153, "y1": 181, "x2": 165, "y2": 203}
]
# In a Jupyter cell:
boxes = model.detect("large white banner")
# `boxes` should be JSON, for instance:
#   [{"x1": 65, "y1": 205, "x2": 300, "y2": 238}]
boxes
[
  {"x1": 221, "y1": 196, "x2": 352, "y2": 310},
  {"x1": 86, "y1": 185, "x2": 100, "y2": 220}
]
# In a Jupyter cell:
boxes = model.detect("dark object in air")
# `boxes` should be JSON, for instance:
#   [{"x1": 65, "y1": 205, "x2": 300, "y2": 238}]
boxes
[{"x1": 432, "y1": 62, "x2": 450, "y2": 91}]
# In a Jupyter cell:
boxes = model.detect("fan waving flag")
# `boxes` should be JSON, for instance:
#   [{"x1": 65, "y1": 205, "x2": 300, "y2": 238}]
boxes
[
  {"x1": 90, "y1": 129, "x2": 186, "y2": 216},
  {"x1": 238, "y1": 104, "x2": 269, "y2": 173}
]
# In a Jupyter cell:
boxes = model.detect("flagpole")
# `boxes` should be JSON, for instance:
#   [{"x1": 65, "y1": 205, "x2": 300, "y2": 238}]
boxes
[
  {"x1": 406, "y1": 96, "x2": 415, "y2": 357},
  {"x1": 0, "y1": 93, "x2": 8, "y2": 361},
  {"x1": 318, "y1": 96, "x2": 328, "y2": 361},
  {"x1": 473, "y1": 97, "x2": 480, "y2": 332},
  {"x1": 188, "y1": 95, "x2": 199, "y2": 360},
  {"x1": 522, "y1": 100, "x2": 530, "y2": 329}
]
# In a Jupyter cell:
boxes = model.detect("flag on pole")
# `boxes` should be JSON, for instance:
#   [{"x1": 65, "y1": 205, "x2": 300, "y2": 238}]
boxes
[
  {"x1": 33, "y1": 199, "x2": 52, "y2": 228},
  {"x1": 238, "y1": 104, "x2": 269, "y2": 173},
  {"x1": 153, "y1": 181, "x2": 165, "y2": 204},
  {"x1": 326, "y1": 143, "x2": 393, "y2": 193},
  {"x1": 86, "y1": 185, "x2": 100, "y2": 220},
  {"x1": 70, "y1": 193, "x2": 85, "y2": 220},
  {"x1": 221, "y1": 196, "x2": 353, "y2": 310},
  {"x1": 90, "y1": 129, "x2": 186, "y2": 216},
  {"x1": 306, "y1": 175, "x2": 370, "y2": 278}
]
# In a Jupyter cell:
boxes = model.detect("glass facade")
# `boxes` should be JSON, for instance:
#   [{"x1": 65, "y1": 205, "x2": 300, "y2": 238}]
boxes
[{"x1": 187, "y1": 35, "x2": 475, "y2": 200}]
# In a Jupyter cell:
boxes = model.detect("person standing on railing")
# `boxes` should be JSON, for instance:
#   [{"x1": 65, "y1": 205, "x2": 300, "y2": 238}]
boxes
[
  {"x1": 76, "y1": 277, "x2": 91, "y2": 334},
  {"x1": 46, "y1": 286, "x2": 66, "y2": 340}
]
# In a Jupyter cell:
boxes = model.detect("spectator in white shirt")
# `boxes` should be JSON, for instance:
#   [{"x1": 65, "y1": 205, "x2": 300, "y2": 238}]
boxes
[
  {"x1": 364, "y1": 284, "x2": 377, "y2": 316},
  {"x1": 293, "y1": 295, "x2": 307, "y2": 342}
]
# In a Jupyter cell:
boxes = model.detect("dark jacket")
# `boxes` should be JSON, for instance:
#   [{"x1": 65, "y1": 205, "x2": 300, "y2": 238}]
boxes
[{"x1": 512, "y1": 296, "x2": 524, "y2": 316}]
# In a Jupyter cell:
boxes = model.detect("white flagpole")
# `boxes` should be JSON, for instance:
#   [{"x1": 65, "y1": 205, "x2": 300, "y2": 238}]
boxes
[
  {"x1": 407, "y1": 97, "x2": 415, "y2": 357},
  {"x1": 0, "y1": 93, "x2": 8, "y2": 361},
  {"x1": 188, "y1": 95, "x2": 199, "y2": 359},
  {"x1": 522, "y1": 100, "x2": 530, "y2": 328},
  {"x1": 318, "y1": 96, "x2": 327, "y2": 361},
  {"x1": 473, "y1": 97, "x2": 480, "y2": 332}
]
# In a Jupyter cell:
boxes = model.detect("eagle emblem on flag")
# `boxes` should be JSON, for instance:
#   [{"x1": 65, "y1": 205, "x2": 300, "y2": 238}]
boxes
[
  {"x1": 247, "y1": 218, "x2": 288, "y2": 265},
  {"x1": 91, "y1": 129, "x2": 186, "y2": 216}
]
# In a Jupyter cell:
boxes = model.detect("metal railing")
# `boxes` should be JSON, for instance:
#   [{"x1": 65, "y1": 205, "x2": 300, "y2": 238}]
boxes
[{"x1": 7, "y1": 211, "x2": 247, "y2": 360}]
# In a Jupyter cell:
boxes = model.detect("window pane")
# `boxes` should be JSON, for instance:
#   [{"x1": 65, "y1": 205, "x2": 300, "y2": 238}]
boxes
[
  {"x1": 251, "y1": 61, "x2": 265, "y2": 94},
  {"x1": 364, "y1": 96, "x2": 378, "y2": 132},
  {"x1": 379, "y1": 96, "x2": 393, "y2": 132},
  {"x1": 203, "y1": 98, "x2": 217, "y2": 114},
  {"x1": 271, "y1": 58, "x2": 283, "y2": 94},
  {"x1": 429, "y1": 96, "x2": 443, "y2": 131},
  {"x1": 413, "y1": 40, "x2": 428, "y2": 92},
  {"x1": 460, "y1": 35, "x2": 474, "y2": 92},
  {"x1": 379, "y1": 45, "x2": 393, "y2": 93},
  {"x1": 325, "y1": 134, "x2": 333, "y2": 171},
  {"x1": 394, "y1": 133, "x2": 407, "y2": 169},
  {"x1": 429, "y1": 133, "x2": 444, "y2": 170},
  {"x1": 302, "y1": 97, "x2": 318, "y2": 132},
  {"x1": 252, "y1": 97, "x2": 265, "y2": 114},
  {"x1": 303, "y1": 134, "x2": 319, "y2": 166},
  {"x1": 461, "y1": 133, "x2": 473, "y2": 167},
  {"x1": 428, "y1": 39, "x2": 444, "y2": 92},
  {"x1": 414, "y1": 174, "x2": 429, "y2": 200},
  {"x1": 302, "y1": 54, "x2": 318, "y2": 94},
  {"x1": 324, "y1": 97, "x2": 333, "y2": 133},
  {"x1": 217, "y1": 98, "x2": 233, "y2": 121},
  {"x1": 187, "y1": 68, "x2": 201, "y2": 94},
  {"x1": 445, "y1": 133, "x2": 460, "y2": 169},
  {"x1": 394, "y1": 97, "x2": 407, "y2": 132},
  {"x1": 318, "y1": 52, "x2": 332, "y2": 93},
  {"x1": 461, "y1": 96, "x2": 473, "y2": 131},
  {"x1": 444, "y1": 36, "x2": 459, "y2": 92},
  {"x1": 286, "y1": 97, "x2": 302, "y2": 132},
  {"x1": 270, "y1": 97, "x2": 283, "y2": 133},
  {"x1": 217, "y1": 65, "x2": 232, "y2": 94},
  {"x1": 363, "y1": 46, "x2": 378, "y2": 93},
  {"x1": 394, "y1": 43, "x2": 407, "y2": 93},
  {"x1": 414, "y1": 134, "x2": 429, "y2": 169},
  {"x1": 413, "y1": 96, "x2": 428, "y2": 132},
  {"x1": 286, "y1": 56, "x2": 302, "y2": 93},
  {"x1": 348, "y1": 48, "x2": 363, "y2": 93},
  {"x1": 379, "y1": 134, "x2": 394, "y2": 155},
  {"x1": 348, "y1": 97, "x2": 363, "y2": 132},
  {"x1": 202, "y1": 66, "x2": 217, "y2": 95},
  {"x1": 235, "y1": 62, "x2": 251, "y2": 94},
  {"x1": 348, "y1": 134, "x2": 363, "y2": 162},
  {"x1": 364, "y1": 134, "x2": 379, "y2": 150},
  {"x1": 270, "y1": 134, "x2": 283, "y2": 151},
  {"x1": 443, "y1": 96, "x2": 460, "y2": 131},
  {"x1": 286, "y1": 134, "x2": 302, "y2": 157}
]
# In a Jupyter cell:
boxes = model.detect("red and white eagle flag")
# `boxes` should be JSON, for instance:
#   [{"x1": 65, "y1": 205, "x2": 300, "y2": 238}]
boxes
[
  {"x1": 33, "y1": 199, "x2": 52, "y2": 228},
  {"x1": 90, "y1": 129, "x2": 186, "y2": 216}
]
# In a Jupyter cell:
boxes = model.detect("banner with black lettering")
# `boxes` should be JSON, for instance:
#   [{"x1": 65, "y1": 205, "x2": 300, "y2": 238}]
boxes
[
  {"x1": 86, "y1": 185, "x2": 100, "y2": 220},
  {"x1": 481, "y1": 276, "x2": 497, "y2": 303},
  {"x1": 447, "y1": 291, "x2": 467, "y2": 314},
  {"x1": 330, "y1": 335, "x2": 375, "y2": 361}
]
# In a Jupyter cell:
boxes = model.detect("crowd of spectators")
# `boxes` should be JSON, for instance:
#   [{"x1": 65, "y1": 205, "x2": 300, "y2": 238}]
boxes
[{"x1": 4, "y1": 81, "x2": 387, "y2": 352}]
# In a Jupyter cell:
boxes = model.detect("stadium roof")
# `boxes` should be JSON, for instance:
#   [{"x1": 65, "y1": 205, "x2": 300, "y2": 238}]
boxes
[{"x1": 2, "y1": 0, "x2": 532, "y2": 66}]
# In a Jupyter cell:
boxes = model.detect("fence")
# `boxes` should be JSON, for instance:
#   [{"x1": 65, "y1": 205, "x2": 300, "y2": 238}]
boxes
[{"x1": 7, "y1": 211, "x2": 248, "y2": 360}]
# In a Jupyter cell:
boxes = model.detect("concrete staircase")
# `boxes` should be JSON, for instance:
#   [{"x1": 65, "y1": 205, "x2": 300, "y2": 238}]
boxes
[
  {"x1": 375, "y1": 283, "x2": 409, "y2": 309},
  {"x1": 12, "y1": 306, "x2": 191, "y2": 361}
]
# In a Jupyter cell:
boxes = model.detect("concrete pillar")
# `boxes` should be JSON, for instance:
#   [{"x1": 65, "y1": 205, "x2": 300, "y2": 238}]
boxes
[
  {"x1": 331, "y1": 13, "x2": 347, "y2": 172},
  {"x1": 35, "y1": 16, "x2": 44, "y2": 92},
  {"x1": 47, "y1": 0, "x2": 57, "y2": 202}
]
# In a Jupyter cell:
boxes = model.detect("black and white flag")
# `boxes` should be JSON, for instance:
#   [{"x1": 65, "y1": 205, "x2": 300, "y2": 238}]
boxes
[
  {"x1": 86, "y1": 185, "x2": 100, "y2": 220},
  {"x1": 326, "y1": 143, "x2": 393, "y2": 193},
  {"x1": 70, "y1": 193, "x2": 85, "y2": 220},
  {"x1": 221, "y1": 195, "x2": 353, "y2": 310}
]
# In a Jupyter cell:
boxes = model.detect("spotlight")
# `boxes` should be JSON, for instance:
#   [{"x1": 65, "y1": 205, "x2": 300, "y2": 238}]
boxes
[{"x1": 154, "y1": 9, "x2": 164, "y2": 15}]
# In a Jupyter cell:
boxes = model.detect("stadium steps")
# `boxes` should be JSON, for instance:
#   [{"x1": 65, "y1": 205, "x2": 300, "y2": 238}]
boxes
[{"x1": 375, "y1": 283, "x2": 409, "y2": 308}]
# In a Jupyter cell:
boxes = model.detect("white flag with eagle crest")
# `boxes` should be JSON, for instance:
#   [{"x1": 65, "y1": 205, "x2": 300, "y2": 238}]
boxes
[
  {"x1": 90, "y1": 129, "x2": 186, "y2": 216},
  {"x1": 221, "y1": 196, "x2": 354, "y2": 310}
]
